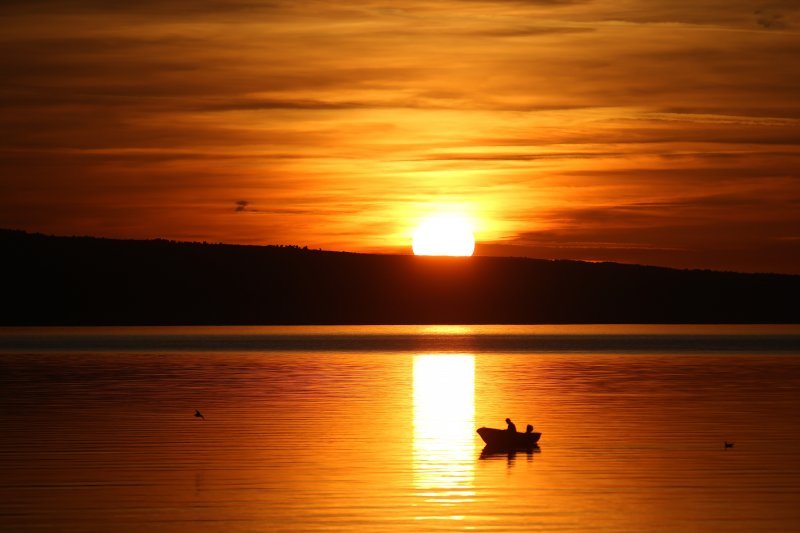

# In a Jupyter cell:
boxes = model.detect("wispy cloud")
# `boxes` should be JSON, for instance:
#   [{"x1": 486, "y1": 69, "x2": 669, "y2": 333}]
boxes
[{"x1": 1, "y1": 0, "x2": 799, "y2": 272}]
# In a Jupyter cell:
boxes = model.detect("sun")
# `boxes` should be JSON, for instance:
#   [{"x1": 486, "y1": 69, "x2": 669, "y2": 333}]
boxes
[{"x1": 412, "y1": 214, "x2": 475, "y2": 256}]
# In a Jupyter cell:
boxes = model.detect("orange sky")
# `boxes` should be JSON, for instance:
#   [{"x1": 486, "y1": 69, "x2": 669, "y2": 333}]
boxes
[{"x1": 1, "y1": 1, "x2": 799, "y2": 273}]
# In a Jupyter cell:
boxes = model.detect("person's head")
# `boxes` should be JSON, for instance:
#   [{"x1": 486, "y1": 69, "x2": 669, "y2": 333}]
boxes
[
  {"x1": 526, "y1": 424, "x2": 533, "y2": 433},
  {"x1": 505, "y1": 418, "x2": 511, "y2": 423}
]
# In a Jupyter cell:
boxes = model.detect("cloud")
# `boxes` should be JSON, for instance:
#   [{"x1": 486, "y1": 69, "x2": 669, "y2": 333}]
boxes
[
  {"x1": 515, "y1": 191, "x2": 800, "y2": 247},
  {"x1": 485, "y1": 190, "x2": 800, "y2": 273},
  {"x1": 411, "y1": 151, "x2": 622, "y2": 161},
  {"x1": 754, "y1": 1, "x2": 799, "y2": 29},
  {"x1": 468, "y1": 25, "x2": 594, "y2": 37},
  {"x1": 756, "y1": 11, "x2": 789, "y2": 29},
  {"x1": 232, "y1": 199, "x2": 365, "y2": 217},
  {"x1": 0, "y1": 0, "x2": 281, "y2": 15},
  {"x1": 1, "y1": 0, "x2": 800, "y2": 272}
]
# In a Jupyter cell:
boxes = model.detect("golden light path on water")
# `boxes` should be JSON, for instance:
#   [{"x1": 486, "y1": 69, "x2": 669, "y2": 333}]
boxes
[{"x1": 412, "y1": 354, "x2": 476, "y2": 519}]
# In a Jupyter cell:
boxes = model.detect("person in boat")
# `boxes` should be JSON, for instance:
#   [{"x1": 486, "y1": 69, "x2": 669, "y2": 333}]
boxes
[
  {"x1": 526, "y1": 424, "x2": 534, "y2": 434},
  {"x1": 505, "y1": 418, "x2": 517, "y2": 432}
]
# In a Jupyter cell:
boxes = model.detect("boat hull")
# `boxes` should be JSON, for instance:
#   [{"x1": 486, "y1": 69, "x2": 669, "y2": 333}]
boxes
[{"x1": 477, "y1": 427, "x2": 541, "y2": 449}]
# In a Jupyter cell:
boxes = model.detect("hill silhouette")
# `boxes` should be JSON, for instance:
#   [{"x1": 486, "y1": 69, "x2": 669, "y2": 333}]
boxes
[{"x1": 1, "y1": 229, "x2": 798, "y2": 325}]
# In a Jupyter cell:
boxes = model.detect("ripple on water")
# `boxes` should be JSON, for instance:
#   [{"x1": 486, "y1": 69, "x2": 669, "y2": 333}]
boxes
[{"x1": 1, "y1": 327, "x2": 799, "y2": 531}]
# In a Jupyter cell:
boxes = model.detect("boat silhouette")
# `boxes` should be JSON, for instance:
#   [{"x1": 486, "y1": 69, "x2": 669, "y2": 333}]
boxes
[{"x1": 477, "y1": 427, "x2": 541, "y2": 450}]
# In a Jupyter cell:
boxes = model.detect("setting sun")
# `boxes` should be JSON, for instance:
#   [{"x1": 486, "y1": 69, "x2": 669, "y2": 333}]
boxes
[{"x1": 412, "y1": 214, "x2": 476, "y2": 256}]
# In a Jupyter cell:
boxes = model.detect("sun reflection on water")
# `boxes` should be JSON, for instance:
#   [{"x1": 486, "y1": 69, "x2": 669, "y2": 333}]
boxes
[{"x1": 413, "y1": 354, "x2": 475, "y2": 509}]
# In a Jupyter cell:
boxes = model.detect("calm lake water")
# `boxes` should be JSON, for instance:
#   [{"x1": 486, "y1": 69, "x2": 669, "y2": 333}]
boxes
[{"x1": 1, "y1": 325, "x2": 800, "y2": 532}]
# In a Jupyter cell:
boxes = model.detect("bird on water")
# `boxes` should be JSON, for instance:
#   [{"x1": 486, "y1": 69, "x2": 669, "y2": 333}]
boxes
[
  {"x1": 724, "y1": 441, "x2": 734, "y2": 449},
  {"x1": 195, "y1": 409, "x2": 205, "y2": 420}
]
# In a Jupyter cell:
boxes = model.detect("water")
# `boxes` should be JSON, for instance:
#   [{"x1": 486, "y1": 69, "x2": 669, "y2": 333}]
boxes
[{"x1": 1, "y1": 325, "x2": 800, "y2": 532}]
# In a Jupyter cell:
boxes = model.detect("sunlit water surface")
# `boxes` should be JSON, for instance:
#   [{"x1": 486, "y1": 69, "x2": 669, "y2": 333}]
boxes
[{"x1": 1, "y1": 325, "x2": 800, "y2": 532}]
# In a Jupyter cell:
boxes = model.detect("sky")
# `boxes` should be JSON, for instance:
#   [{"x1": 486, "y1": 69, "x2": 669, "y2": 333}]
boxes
[{"x1": 1, "y1": 0, "x2": 799, "y2": 274}]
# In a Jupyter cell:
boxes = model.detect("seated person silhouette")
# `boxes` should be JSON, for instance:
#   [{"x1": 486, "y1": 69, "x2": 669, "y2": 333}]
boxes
[
  {"x1": 526, "y1": 424, "x2": 534, "y2": 434},
  {"x1": 505, "y1": 418, "x2": 517, "y2": 432}
]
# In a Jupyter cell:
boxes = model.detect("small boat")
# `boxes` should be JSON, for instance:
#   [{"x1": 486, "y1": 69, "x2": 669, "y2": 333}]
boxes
[{"x1": 477, "y1": 427, "x2": 541, "y2": 449}]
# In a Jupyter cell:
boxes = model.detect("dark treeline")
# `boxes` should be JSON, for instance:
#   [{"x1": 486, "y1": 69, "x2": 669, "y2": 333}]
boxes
[{"x1": 2, "y1": 229, "x2": 799, "y2": 325}]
